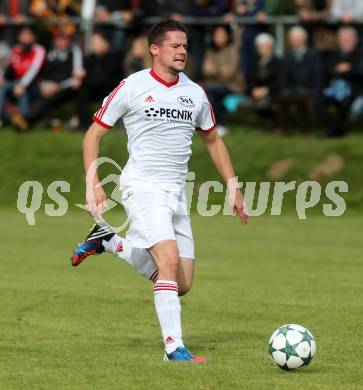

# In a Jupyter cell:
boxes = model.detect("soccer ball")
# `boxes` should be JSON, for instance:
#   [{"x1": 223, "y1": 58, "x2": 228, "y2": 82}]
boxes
[{"x1": 268, "y1": 324, "x2": 317, "y2": 371}]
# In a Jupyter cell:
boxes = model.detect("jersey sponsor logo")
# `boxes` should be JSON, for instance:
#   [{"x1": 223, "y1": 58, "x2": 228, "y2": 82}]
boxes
[
  {"x1": 144, "y1": 95, "x2": 155, "y2": 103},
  {"x1": 177, "y1": 96, "x2": 195, "y2": 107},
  {"x1": 144, "y1": 107, "x2": 193, "y2": 122}
]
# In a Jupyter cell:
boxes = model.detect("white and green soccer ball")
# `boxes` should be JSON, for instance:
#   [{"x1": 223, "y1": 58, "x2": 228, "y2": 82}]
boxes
[{"x1": 268, "y1": 324, "x2": 317, "y2": 371}]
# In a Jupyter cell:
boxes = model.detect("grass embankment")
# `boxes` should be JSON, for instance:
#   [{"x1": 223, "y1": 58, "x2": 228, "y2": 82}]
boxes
[{"x1": 1, "y1": 127, "x2": 362, "y2": 214}]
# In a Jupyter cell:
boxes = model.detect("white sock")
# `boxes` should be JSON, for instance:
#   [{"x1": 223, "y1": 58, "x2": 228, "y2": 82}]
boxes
[
  {"x1": 154, "y1": 280, "x2": 184, "y2": 354},
  {"x1": 103, "y1": 235, "x2": 158, "y2": 281}
]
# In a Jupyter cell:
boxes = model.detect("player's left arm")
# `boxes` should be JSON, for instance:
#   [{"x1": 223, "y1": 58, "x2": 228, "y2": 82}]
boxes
[{"x1": 201, "y1": 130, "x2": 248, "y2": 224}]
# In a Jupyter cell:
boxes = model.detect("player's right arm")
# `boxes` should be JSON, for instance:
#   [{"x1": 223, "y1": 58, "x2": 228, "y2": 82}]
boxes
[
  {"x1": 83, "y1": 122, "x2": 111, "y2": 219},
  {"x1": 83, "y1": 78, "x2": 129, "y2": 218}
]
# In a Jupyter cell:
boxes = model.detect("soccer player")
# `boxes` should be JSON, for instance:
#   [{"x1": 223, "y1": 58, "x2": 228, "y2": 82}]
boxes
[{"x1": 71, "y1": 20, "x2": 248, "y2": 363}]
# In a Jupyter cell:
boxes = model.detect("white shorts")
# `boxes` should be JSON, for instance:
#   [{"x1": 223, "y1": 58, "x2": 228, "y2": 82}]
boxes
[{"x1": 120, "y1": 182, "x2": 195, "y2": 259}]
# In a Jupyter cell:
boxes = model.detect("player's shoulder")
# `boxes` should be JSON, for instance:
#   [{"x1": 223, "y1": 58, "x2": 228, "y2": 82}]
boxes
[
  {"x1": 179, "y1": 72, "x2": 199, "y2": 89},
  {"x1": 179, "y1": 73, "x2": 205, "y2": 97},
  {"x1": 106, "y1": 69, "x2": 151, "y2": 100},
  {"x1": 124, "y1": 68, "x2": 152, "y2": 86}
]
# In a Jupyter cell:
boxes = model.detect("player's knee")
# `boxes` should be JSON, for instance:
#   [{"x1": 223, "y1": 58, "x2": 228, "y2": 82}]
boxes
[
  {"x1": 178, "y1": 280, "x2": 193, "y2": 296},
  {"x1": 150, "y1": 241, "x2": 180, "y2": 278},
  {"x1": 158, "y1": 254, "x2": 180, "y2": 276},
  {"x1": 178, "y1": 285, "x2": 191, "y2": 296}
]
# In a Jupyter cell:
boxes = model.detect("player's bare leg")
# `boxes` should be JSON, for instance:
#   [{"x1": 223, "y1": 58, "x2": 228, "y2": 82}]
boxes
[
  {"x1": 149, "y1": 239, "x2": 179, "y2": 281},
  {"x1": 70, "y1": 221, "x2": 159, "y2": 280},
  {"x1": 71, "y1": 222, "x2": 195, "y2": 296},
  {"x1": 177, "y1": 258, "x2": 194, "y2": 296},
  {"x1": 149, "y1": 240, "x2": 207, "y2": 363}
]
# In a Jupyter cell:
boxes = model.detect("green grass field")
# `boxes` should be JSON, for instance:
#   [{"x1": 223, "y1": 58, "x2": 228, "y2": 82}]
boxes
[
  {"x1": 1, "y1": 208, "x2": 362, "y2": 389},
  {"x1": 1, "y1": 128, "x2": 362, "y2": 388}
]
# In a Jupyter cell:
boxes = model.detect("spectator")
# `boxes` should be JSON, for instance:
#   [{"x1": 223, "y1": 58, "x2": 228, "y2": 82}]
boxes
[
  {"x1": 12, "y1": 31, "x2": 84, "y2": 131},
  {"x1": 29, "y1": 0, "x2": 80, "y2": 35},
  {"x1": 202, "y1": 25, "x2": 244, "y2": 135},
  {"x1": 0, "y1": 27, "x2": 45, "y2": 126},
  {"x1": 330, "y1": 0, "x2": 363, "y2": 23},
  {"x1": 295, "y1": 0, "x2": 336, "y2": 53},
  {"x1": 241, "y1": 33, "x2": 280, "y2": 129},
  {"x1": 191, "y1": 0, "x2": 231, "y2": 17},
  {"x1": 124, "y1": 35, "x2": 152, "y2": 76},
  {"x1": 139, "y1": 0, "x2": 193, "y2": 19},
  {"x1": 189, "y1": 1, "x2": 232, "y2": 80},
  {"x1": 279, "y1": 26, "x2": 322, "y2": 135},
  {"x1": 0, "y1": 1, "x2": 30, "y2": 22},
  {"x1": 0, "y1": 41, "x2": 10, "y2": 76},
  {"x1": 0, "y1": 41, "x2": 9, "y2": 126},
  {"x1": 235, "y1": 0, "x2": 267, "y2": 89},
  {"x1": 265, "y1": 0, "x2": 295, "y2": 15},
  {"x1": 0, "y1": 1, "x2": 31, "y2": 43},
  {"x1": 76, "y1": 31, "x2": 122, "y2": 129},
  {"x1": 95, "y1": 0, "x2": 135, "y2": 52},
  {"x1": 321, "y1": 27, "x2": 363, "y2": 137},
  {"x1": 295, "y1": 0, "x2": 331, "y2": 21}
]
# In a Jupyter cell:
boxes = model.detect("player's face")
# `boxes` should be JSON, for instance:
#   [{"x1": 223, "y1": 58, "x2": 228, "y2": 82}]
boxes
[{"x1": 153, "y1": 31, "x2": 188, "y2": 73}]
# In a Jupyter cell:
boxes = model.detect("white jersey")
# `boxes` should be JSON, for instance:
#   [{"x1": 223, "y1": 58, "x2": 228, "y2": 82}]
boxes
[{"x1": 93, "y1": 68, "x2": 215, "y2": 191}]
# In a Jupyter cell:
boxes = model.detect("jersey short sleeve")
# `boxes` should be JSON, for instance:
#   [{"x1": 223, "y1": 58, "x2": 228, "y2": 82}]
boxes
[
  {"x1": 195, "y1": 89, "x2": 216, "y2": 135},
  {"x1": 93, "y1": 79, "x2": 128, "y2": 129}
]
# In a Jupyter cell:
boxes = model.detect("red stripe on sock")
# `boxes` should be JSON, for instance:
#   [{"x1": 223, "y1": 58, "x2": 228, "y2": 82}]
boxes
[
  {"x1": 154, "y1": 287, "x2": 178, "y2": 292},
  {"x1": 154, "y1": 286, "x2": 178, "y2": 291}
]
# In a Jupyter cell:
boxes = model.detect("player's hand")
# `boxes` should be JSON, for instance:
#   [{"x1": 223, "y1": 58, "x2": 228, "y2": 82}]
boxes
[
  {"x1": 228, "y1": 179, "x2": 248, "y2": 225},
  {"x1": 233, "y1": 190, "x2": 249, "y2": 225},
  {"x1": 86, "y1": 184, "x2": 108, "y2": 219}
]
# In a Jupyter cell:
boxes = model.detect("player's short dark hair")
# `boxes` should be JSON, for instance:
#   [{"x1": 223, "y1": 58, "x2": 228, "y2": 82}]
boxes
[{"x1": 147, "y1": 20, "x2": 187, "y2": 46}]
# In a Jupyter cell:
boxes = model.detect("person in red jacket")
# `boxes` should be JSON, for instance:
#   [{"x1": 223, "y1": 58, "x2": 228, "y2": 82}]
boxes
[{"x1": 0, "y1": 26, "x2": 45, "y2": 125}]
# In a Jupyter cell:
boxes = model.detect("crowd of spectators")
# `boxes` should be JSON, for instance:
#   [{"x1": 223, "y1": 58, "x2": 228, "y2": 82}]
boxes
[{"x1": 1, "y1": 0, "x2": 363, "y2": 137}]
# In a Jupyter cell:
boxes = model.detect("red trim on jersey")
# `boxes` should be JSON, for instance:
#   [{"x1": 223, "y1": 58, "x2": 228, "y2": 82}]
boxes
[
  {"x1": 92, "y1": 116, "x2": 112, "y2": 129},
  {"x1": 94, "y1": 80, "x2": 126, "y2": 121},
  {"x1": 196, "y1": 125, "x2": 216, "y2": 135},
  {"x1": 150, "y1": 68, "x2": 179, "y2": 88},
  {"x1": 201, "y1": 87, "x2": 217, "y2": 126}
]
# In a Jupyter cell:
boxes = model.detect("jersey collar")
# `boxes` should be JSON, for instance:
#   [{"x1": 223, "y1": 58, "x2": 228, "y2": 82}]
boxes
[{"x1": 150, "y1": 68, "x2": 179, "y2": 88}]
